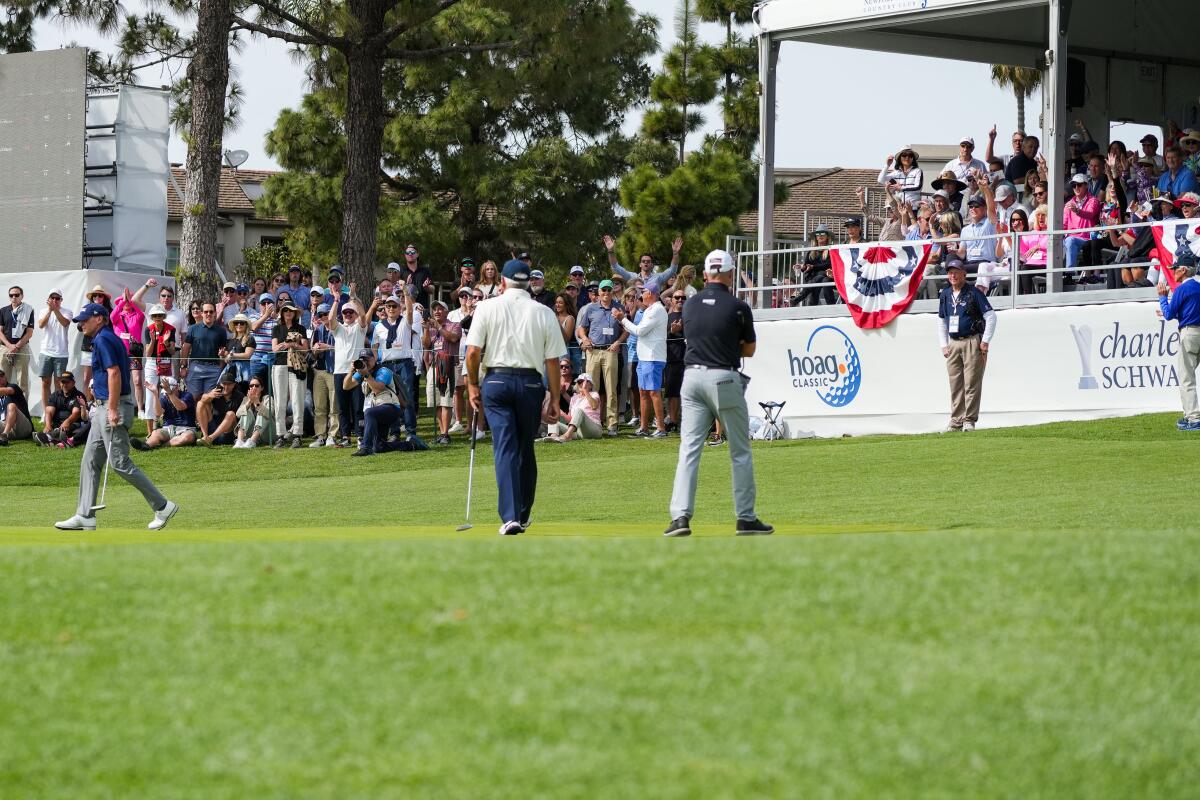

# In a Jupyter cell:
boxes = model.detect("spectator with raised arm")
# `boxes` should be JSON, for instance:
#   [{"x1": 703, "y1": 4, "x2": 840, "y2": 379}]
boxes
[
  {"x1": 858, "y1": 185, "x2": 904, "y2": 241},
  {"x1": 878, "y1": 148, "x2": 923, "y2": 206},
  {"x1": 36, "y1": 288, "x2": 72, "y2": 414},
  {"x1": 959, "y1": 169, "x2": 999, "y2": 286},
  {"x1": 327, "y1": 284, "x2": 375, "y2": 448},
  {"x1": 604, "y1": 234, "x2": 682, "y2": 287},
  {"x1": 614, "y1": 280, "x2": 669, "y2": 438}
]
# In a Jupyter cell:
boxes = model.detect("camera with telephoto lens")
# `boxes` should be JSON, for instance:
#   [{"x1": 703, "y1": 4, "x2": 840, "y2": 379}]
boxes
[{"x1": 353, "y1": 358, "x2": 366, "y2": 371}]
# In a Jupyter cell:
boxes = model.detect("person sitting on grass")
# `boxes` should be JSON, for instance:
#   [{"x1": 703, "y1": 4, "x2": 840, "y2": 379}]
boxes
[
  {"x1": 195, "y1": 372, "x2": 242, "y2": 446},
  {"x1": 34, "y1": 370, "x2": 87, "y2": 447},
  {"x1": 546, "y1": 374, "x2": 603, "y2": 442},
  {"x1": 0, "y1": 366, "x2": 32, "y2": 446},
  {"x1": 233, "y1": 377, "x2": 276, "y2": 449},
  {"x1": 143, "y1": 376, "x2": 196, "y2": 449}
]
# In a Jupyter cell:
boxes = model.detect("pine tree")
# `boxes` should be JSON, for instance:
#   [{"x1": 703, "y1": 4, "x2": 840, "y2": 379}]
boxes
[
  {"x1": 641, "y1": 0, "x2": 718, "y2": 166},
  {"x1": 258, "y1": 1, "x2": 657, "y2": 280}
]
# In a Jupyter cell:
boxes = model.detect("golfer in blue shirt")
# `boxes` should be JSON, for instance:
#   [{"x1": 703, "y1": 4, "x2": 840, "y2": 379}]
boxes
[
  {"x1": 1158, "y1": 263, "x2": 1200, "y2": 429},
  {"x1": 55, "y1": 304, "x2": 177, "y2": 532}
]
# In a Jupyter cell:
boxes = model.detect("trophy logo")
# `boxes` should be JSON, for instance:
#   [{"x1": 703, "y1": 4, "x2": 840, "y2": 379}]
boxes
[{"x1": 1070, "y1": 324, "x2": 1098, "y2": 390}]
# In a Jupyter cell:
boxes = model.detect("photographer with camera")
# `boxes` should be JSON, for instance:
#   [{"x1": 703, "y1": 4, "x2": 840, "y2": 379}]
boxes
[
  {"x1": 195, "y1": 371, "x2": 243, "y2": 446},
  {"x1": 343, "y1": 348, "x2": 406, "y2": 457}
]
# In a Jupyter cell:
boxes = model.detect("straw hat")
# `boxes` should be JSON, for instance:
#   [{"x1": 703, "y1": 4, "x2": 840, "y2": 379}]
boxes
[{"x1": 86, "y1": 283, "x2": 110, "y2": 300}]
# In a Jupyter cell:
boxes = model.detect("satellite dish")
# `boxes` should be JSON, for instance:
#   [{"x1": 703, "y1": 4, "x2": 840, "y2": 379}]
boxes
[{"x1": 223, "y1": 149, "x2": 249, "y2": 169}]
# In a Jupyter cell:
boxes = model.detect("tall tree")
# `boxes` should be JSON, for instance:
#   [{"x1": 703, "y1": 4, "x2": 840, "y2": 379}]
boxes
[
  {"x1": 260, "y1": 1, "x2": 657, "y2": 279},
  {"x1": 641, "y1": 0, "x2": 718, "y2": 166},
  {"x1": 991, "y1": 64, "x2": 1041, "y2": 134},
  {"x1": 232, "y1": 0, "x2": 521, "y2": 289},
  {"x1": 696, "y1": 0, "x2": 756, "y2": 154},
  {"x1": 617, "y1": 0, "x2": 775, "y2": 268}
]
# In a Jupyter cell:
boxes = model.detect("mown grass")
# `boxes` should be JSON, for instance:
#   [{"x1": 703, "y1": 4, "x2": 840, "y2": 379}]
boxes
[{"x1": 0, "y1": 414, "x2": 1197, "y2": 798}]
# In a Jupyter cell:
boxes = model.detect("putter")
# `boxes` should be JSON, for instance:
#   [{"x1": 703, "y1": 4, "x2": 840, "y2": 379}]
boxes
[
  {"x1": 455, "y1": 408, "x2": 478, "y2": 531},
  {"x1": 90, "y1": 443, "x2": 113, "y2": 512}
]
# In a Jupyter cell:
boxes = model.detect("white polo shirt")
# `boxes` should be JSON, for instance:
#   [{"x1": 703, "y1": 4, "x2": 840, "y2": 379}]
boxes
[{"x1": 466, "y1": 286, "x2": 565, "y2": 370}]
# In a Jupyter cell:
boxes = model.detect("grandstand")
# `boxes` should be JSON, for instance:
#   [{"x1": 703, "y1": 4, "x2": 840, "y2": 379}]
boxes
[{"x1": 741, "y1": 0, "x2": 1193, "y2": 437}]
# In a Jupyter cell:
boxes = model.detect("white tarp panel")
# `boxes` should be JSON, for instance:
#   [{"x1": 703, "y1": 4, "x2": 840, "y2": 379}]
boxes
[
  {"x1": 744, "y1": 302, "x2": 1180, "y2": 438},
  {"x1": 0, "y1": 269, "x2": 175, "y2": 416},
  {"x1": 113, "y1": 86, "x2": 169, "y2": 273}
]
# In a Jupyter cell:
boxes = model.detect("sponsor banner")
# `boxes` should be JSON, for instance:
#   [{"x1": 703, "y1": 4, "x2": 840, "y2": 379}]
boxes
[
  {"x1": 744, "y1": 301, "x2": 1181, "y2": 437},
  {"x1": 830, "y1": 242, "x2": 930, "y2": 328}
]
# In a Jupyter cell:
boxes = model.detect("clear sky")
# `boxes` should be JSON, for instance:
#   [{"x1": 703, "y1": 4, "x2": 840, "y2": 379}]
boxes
[{"x1": 32, "y1": 1, "x2": 1074, "y2": 172}]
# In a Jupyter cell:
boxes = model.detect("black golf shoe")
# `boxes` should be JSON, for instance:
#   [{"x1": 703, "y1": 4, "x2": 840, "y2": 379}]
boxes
[
  {"x1": 664, "y1": 517, "x2": 691, "y2": 537},
  {"x1": 735, "y1": 518, "x2": 774, "y2": 536}
]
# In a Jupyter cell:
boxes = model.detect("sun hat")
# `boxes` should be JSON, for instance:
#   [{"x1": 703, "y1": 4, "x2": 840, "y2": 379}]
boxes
[
  {"x1": 86, "y1": 284, "x2": 110, "y2": 300},
  {"x1": 931, "y1": 171, "x2": 967, "y2": 192},
  {"x1": 229, "y1": 313, "x2": 251, "y2": 326},
  {"x1": 148, "y1": 304, "x2": 167, "y2": 317}
]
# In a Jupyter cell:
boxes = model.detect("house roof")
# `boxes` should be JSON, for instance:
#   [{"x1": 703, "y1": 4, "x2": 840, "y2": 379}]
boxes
[
  {"x1": 167, "y1": 166, "x2": 288, "y2": 223},
  {"x1": 739, "y1": 167, "x2": 883, "y2": 238}
]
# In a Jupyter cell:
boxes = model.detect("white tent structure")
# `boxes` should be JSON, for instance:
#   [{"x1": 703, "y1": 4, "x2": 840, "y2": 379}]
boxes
[{"x1": 753, "y1": 0, "x2": 1198, "y2": 278}]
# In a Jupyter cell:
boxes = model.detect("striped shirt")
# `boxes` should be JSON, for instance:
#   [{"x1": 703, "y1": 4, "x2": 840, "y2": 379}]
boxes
[{"x1": 253, "y1": 318, "x2": 276, "y2": 357}]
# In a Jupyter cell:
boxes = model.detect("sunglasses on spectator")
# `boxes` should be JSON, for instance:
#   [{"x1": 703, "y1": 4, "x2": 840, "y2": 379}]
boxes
[
  {"x1": 329, "y1": 276, "x2": 342, "y2": 283},
  {"x1": 272, "y1": 277, "x2": 283, "y2": 284},
  {"x1": 672, "y1": 295, "x2": 685, "y2": 300},
  {"x1": 405, "y1": 249, "x2": 418, "y2": 255},
  {"x1": 249, "y1": 382, "x2": 263, "y2": 388},
  {"x1": 223, "y1": 288, "x2": 235, "y2": 293},
  {"x1": 50, "y1": 294, "x2": 62, "y2": 300},
  {"x1": 472, "y1": 294, "x2": 483, "y2": 300},
  {"x1": 9, "y1": 293, "x2": 21, "y2": 298},
  {"x1": 343, "y1": 310, "x2": 357, "y2": 316}
]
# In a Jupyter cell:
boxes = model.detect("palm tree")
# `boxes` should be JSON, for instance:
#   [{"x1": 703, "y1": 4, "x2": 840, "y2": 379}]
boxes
[{"x1": 991, "y1": 65, "x2": 1042, "y2": 134}]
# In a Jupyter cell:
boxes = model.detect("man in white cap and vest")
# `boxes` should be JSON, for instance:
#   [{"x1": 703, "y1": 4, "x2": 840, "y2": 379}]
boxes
[
  {"x1": 664, "y1": 250, "x2": 772, "y2": 537},
  {"x1": 465, "y1": 258, "x2": 566, "y2": 535}
]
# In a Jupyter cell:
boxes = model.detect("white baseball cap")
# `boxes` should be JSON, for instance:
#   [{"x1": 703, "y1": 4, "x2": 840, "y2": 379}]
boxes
[
  {"x1": 386, "y1": 261, "x2": 401, "y2": 273},
  {"x1": 960, "y1": 136, "x2": 975, "y2": 146},
  {"x1": 703, "y1": 249, "x2": 734, "y2": 273}
]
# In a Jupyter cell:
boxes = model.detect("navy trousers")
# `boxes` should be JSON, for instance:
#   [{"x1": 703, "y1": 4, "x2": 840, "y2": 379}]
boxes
[
  {"x1": 482, "y1": 371, "x2": 544, "y2": 526},
  {"x1": 361, "y1": 403, "x2": 401, "y2": 453},
  {"x1": 395, "y1": 358, "x2": 419, "y2": 435}
]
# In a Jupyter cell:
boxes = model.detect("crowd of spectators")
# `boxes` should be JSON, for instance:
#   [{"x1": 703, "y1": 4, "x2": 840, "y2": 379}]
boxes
[
  {"x1": 1, "y1": 238, "x2": 728, "y2": 450},
  {"x1": 782, "y1": 120, "x2": 1200, "y2": 306}
]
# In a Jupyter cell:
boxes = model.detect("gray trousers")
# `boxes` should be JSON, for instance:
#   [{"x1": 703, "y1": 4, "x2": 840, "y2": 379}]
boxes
[
  {"x1": 1180, "y1": 327, "x2": 1200, "y2": 421},
  {"x1": 77, "y1": 397, "x2": 167, "y2": 518},
  {"x1": 670, "y1": 367, "x2": 757, "y2": 521}
]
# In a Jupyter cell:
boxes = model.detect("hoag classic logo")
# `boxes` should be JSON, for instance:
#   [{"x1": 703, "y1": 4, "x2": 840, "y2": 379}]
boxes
[{"x1": 787, "y1": 325, "x2": 862, "y2": 407}]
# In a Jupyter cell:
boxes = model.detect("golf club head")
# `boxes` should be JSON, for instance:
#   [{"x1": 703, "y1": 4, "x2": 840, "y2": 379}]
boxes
[
  {"x1": 455, "y1": 523, "x2": 473, "y2": 531},
  {"x1": 89, "y1": 504, "x2": 106, "y2": 512}
]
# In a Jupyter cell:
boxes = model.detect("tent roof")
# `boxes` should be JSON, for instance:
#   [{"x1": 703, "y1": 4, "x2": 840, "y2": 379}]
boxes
[{"x1": 753, "y1": 0, "x2": 1194, "y2": 69}]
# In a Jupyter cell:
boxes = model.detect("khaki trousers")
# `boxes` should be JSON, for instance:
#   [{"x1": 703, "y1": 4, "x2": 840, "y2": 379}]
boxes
[
  {"x1": 946, "y1": 335, "x2": 986, "y2": 426},
  {"x1": 0, "y1": 345, "x2": 31, "y2": 397},
  {"x1": 585, "y1": 348, "x2": 621, "y2": 429},
  {"x1": 1179, "y1": 327, "x2": 1200, "y2": 421},
  {"x1": 312, "y1": 369, "x2": 339, "y2": 438}
]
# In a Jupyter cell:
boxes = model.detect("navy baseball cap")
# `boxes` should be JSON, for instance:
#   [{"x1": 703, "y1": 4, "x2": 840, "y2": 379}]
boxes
[
  {"x1": 235, "y1": 283, "x2": 249, "y2": 293},
  {"x1": 502, "y1": 258, "x2": 530, "y2": 281},
  {"x1": 945, "y1": 258, "x2": 967, "y2": 272},
  {"x1": 967, "y1": 197, "x2": 985, "y2": 207},
  {"x1": 72, "y1": 303, "x2": 109, "y2": 323},
  {"x1": 288, "y1": 264, "x2": 301, "y2": 273}
]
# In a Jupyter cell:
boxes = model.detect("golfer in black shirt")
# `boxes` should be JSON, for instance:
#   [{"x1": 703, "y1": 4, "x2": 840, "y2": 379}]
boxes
[{"x1": 664, "y1": 250, "x2": 772, "y2": 537}]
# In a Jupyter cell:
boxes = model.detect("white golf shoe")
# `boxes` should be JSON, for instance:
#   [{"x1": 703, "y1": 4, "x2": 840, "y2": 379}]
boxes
[
  {"x1": 55, "y1": 514, "x2": 97, "y2": 531},
  {"x1": 149, "y1": 500, "x2": 179, "y2": 531},
  {"x1": 447, "y1": 420, "x2": 464, "y2": 434}
]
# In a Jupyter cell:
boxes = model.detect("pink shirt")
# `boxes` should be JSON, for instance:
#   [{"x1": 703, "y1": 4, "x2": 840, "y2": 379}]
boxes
[
  {"x1": 1063, "y1": 195, "x2": 1100, "y2": 238},
  {"x1": 570, "y1": 391, "x2": 601, "y2": 425},
  {"x1": 111, "y1": 296, "x2": 145, "y2": 353},
  {"x1": 1020, "y1": 233, "x2": 1048, "y2": 266}
]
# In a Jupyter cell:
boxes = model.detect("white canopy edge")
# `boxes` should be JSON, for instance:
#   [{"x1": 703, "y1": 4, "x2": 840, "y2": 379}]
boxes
[{"x1": 753, "y1": 0, "x2": 1047, "y2": 38}]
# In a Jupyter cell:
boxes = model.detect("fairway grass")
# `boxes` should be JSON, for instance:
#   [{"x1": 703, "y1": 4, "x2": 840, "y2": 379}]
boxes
[{"x1": 1, "y1": 414, "x2": 1198, "y2": 797}]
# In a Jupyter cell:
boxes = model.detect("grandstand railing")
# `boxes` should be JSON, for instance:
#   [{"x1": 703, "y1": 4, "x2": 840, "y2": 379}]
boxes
[{"x1": 734, "y1": 220, "x2": 1163, "y2": 317}]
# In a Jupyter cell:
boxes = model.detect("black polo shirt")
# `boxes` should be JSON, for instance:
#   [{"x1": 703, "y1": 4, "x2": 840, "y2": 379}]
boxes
[
  {"x1": 681, "y1": 282, "x2": 755, "y2": 369},
  {"x1": 186, "y1": 321, "x2": 228, "y2": 361}
]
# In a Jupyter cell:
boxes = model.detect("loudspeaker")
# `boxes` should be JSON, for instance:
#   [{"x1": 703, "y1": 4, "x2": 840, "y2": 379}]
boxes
[{"x1": 1067, "y1": 58, "x2": 1087, "y2": 108}]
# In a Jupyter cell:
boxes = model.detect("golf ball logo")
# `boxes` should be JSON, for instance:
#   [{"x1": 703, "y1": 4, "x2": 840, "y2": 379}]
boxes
[{"x1": 787, "y1": 325, "x2": 862, "y2": 408}]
